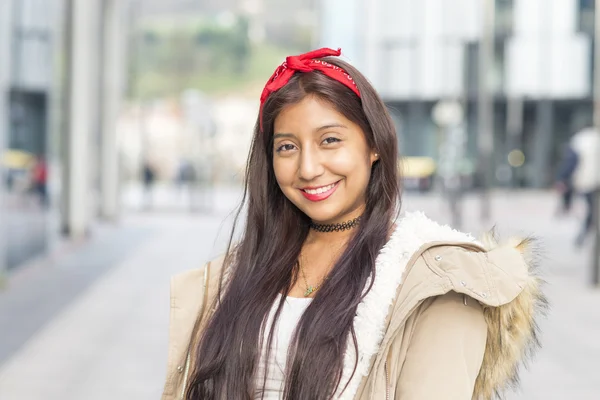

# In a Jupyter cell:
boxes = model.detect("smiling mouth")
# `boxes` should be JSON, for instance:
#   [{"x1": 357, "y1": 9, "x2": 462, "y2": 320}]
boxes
[
  {"x1": 299, "y1": 181, "x2": 341, "y2": 202},
  {"x1": 302, "y1": 182, "x2": 338, "y2": 195}
]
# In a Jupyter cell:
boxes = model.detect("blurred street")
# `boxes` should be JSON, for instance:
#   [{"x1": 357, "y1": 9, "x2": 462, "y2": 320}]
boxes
[
  {"x1": 1, "y1": 1, "x2": 600, "y2": 399},
  {"x1": 0, "y1": 188, "x2": 599, "y2": 400}
]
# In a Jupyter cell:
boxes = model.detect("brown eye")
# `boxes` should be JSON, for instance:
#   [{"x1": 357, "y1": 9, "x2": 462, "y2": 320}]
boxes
[
  {"x1": 276, "y1": 143, "x2": 296, "y2": 153},
  {"x1": 322, "y1": 137, "x2": 341, "y2": 145}
]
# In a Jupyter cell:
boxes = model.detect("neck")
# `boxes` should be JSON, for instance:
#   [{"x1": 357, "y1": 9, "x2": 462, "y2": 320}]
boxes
[
  {"x1": 305, "y1": 227, "x2": 355, "y2": 245},
  {"x1": 306, "y1": 214, "x2": 362, "y2": 245}
]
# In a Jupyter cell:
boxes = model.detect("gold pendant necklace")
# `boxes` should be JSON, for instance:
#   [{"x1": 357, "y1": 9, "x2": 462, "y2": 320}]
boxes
[
  {"x1": 297, "y1": 242, "x2": 347, "y2": 297},
  {"x1": 299, "y1": 261, "x2": 323, "y2": 297}
]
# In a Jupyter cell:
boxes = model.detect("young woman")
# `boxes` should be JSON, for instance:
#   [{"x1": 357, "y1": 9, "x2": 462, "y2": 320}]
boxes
[{"x1": 161, "y1": 48, "x2": 547, "y2": 400}]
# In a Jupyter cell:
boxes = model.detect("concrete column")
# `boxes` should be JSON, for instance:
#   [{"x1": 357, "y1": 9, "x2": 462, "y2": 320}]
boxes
[
  {"x1": 363, "y1": 0, "x2": 383, "y2": 86},
  {"x1": 61, "y1": 0, "x2": 101, "y2": 238},
  {"x1": 506, "y1": 96, "x2": 524, "y2": 187},
  {"x1": 0, "y1": 0, "x2": 13, "y2": 280},
  {"x1": 531, "y1": 100, "x2": 554, "y2": 188},
  {"x1": 591, "y1": 0, "x2": 600, "y2": 286},
  {"x1": 99, "y1": 0, "x2": 126, "y2": 221},
  {"x1": 406, "y1": 101, "x2": 427, "y2": 155},
  {"x1": 477, "y1": 0, "x2": 495, "y2": 220}
]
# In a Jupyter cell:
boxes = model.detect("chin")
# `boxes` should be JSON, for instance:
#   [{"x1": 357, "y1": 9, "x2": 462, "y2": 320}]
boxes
[{"x1": 299, "y1": 204, "x2": 345, "y2": 224}]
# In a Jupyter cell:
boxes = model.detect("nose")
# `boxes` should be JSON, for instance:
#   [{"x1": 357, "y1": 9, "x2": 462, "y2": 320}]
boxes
[{"x1": 298, "y1": 147, "x2": 325, "y2": 181}]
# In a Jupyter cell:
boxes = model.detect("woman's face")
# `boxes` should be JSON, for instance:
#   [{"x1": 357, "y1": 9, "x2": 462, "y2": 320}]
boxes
[{"x1": 272, "y1": 95, "x2": 377, "y2": 224}]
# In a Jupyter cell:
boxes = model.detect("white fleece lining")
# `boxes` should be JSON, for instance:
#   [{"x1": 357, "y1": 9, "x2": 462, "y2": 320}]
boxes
[{"x1": 336, "y1": 211, "x2": 477, "y2": 400}]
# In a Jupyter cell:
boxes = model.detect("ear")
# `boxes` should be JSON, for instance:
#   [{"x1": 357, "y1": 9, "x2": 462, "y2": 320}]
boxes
[{"x1": 370, "y1": 150, "x2": 379, "y2": 165}]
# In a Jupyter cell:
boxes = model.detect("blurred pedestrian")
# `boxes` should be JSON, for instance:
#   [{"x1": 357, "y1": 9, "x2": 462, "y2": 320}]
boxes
[
  {"x1": 176, "y1": 159, "x2": 195, "y2": 188},
  {"x1": 31, "y1": 155, "x2": 48, "y2": 208},
  {"x1": 554, "y1": 143, "x2": 577, "y2": 216},
  {"x1": 161, "y1": 48, "x2": 546, "y2": 400},
  {"x1": 142, "y1": 160, "x2": 155, "y2": 210},
  {"x1": 177, "y1": 159, "x2": 197, "y2": 193},
  {"x1": 176, "y1": 159, "x2": 198, "y2": 211},
  {"x1": 557, "y1": 127, "x2": 600, "y2": 246}
]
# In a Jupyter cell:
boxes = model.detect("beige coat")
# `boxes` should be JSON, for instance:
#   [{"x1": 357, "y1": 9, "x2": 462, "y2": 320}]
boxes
[{"x1": 161, "y1": 212, "x2": 546, "y2": 400}]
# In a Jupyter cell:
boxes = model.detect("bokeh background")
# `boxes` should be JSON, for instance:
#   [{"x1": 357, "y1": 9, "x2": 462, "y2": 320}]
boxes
[{"x1": 1, "y1": 0, "x2": 600, "y2": 399}]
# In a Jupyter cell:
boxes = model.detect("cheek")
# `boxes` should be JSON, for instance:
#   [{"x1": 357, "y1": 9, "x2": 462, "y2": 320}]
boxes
[
  {"x1": 328, "y1": 152, "x2": 371, "y2": 179},
  {"x1": 273, "y1": 159, "x2": 294, "y2": 186}
]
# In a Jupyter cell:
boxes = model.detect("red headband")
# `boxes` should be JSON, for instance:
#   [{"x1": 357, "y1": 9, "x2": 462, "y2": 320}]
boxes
[{"x1": 259, "y1": 47, "x2": 360, "y2": 131}]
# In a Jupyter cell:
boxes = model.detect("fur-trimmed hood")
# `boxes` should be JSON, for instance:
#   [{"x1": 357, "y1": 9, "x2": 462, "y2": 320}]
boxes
[
  {"x1": 473, "y1": 232, "x2": 548, "y2": 399},
  {"x1": 342, "y1": 211, "x2": 548, "y2": 400}
]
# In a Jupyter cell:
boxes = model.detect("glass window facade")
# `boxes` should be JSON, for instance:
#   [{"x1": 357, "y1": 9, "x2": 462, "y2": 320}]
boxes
[{"x1": 1, "y1": 0, "x2": 65, "y2": 270}]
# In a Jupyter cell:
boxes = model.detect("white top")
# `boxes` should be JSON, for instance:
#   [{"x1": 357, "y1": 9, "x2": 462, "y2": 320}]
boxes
[
  {"x1": 571, "y1": 127, "x2": 600, "y2": 192},
  {"x1": 254, "y1": 294, "x2": 313, "y2": 399}
]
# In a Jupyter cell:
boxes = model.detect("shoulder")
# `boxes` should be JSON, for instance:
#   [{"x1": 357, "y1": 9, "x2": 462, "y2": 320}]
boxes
[
  {"x1": 422, "y1": 235, "x2": 536, "y2": 306},
  {"x1": 396, "y1": 211, "x2": 541, "y2": 307},
  {"x1": 162, "y1": 254, "x2": 229, "y2": 398},
  {"x1": 405, "y1": 223, "x2": 548, "y2": 399},
  {"x1": 170, "y1": 254, "x2": 228, "y2": 310}
]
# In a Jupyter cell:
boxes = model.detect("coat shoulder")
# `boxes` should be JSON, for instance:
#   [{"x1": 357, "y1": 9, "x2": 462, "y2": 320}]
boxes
[
  {"x1": 421, "y1": 232, "x2": 548, "y2": 400},
  {"x1": 162, "y1": 254, "x2": 229, "y2": 398},
  {"x1": 168, "y1": 253, "x2": 229, "y2": 345},
  {"x1": 423, "y1": 236, "x2": 534, "y2": 307},
  {"x1": 170, "y1": 254, "x2": 227, "y2": 309}
]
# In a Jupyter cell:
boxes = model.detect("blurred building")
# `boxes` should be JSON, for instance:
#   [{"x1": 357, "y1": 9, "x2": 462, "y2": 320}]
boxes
[
  {"x1": 321, "y1": 0, "x2": 595, "y2": 188},
  {"x1": 0, "y1": 0, "x2": 127, "y2": 273},
  {"x1": 138, "y1": 0, "x2": 319, "y2": 47}
]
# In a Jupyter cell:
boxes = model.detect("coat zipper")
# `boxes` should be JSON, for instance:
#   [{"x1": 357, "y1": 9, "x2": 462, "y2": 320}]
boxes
[
  {"x1": 384, "y1": 361, "x2": 390, "y2": 400},
  {"x1": 179, "y1": 262, "x2": 211, "y2": 400}
]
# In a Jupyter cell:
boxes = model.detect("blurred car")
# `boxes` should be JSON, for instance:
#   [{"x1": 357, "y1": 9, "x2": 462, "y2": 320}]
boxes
[
  {"x1": 2, "y1": 149, "x2": 35, "y2": 191},
  {"x1": 399, "y1": 156, "x2": 436, "y2": 192}
]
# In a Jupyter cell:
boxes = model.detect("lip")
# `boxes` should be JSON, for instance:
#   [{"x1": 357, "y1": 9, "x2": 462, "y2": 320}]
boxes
[{"x1": 299, "y1": 181, "x2": 340, "y2": 202}]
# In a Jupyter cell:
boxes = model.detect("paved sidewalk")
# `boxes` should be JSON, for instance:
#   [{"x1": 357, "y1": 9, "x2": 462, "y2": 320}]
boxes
[{"x1": 0, "y1": 188, "x2": 598, "y2": 399}]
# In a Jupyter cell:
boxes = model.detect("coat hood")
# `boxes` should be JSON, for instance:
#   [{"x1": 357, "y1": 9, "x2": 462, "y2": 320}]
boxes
[{"x1": 339, "y1": 211, "x2": 548, "y2": 400}]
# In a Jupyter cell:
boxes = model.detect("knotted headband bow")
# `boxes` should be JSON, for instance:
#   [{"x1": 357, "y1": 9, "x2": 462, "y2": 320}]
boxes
[{"x1": 259, "y1": 47, "x2": 360, "y2": 131}]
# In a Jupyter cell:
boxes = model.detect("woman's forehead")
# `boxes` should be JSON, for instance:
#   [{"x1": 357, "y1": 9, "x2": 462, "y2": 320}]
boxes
[{"x1": 274, "y1": 97, "x2": 352, "y2": 133}]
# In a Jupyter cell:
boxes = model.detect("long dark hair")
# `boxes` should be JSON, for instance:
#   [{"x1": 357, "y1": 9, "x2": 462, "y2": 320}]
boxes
[{"x1": 185, "y1": 56, "x2": 400, "y2": 400}]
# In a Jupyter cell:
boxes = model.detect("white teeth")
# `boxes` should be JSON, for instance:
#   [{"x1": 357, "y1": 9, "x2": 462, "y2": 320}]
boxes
[{"x1": 304, "y1": 183, "x2": 335, "y2": 195}]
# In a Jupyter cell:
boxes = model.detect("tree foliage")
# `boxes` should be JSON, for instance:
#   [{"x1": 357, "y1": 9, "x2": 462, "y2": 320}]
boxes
[{"x1": 129, "y1": 15, "x2": 272, "y2": 99}]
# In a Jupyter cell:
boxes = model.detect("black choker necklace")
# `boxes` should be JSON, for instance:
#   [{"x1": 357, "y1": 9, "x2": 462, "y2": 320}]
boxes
[{"x1": 310, "y1": 216, "x2": 361, "y2": 232}]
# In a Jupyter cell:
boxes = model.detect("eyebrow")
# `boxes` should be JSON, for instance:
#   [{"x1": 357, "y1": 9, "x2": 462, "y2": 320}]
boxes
[
  {"x1": 316, "y1": 123, "x2": 348, "y2": 131},
  {"x1": 273, "y1": 123, "x2": 348, "y2": 140},
  {"x1": 273, "y1": 133, "x2": 296, "y2": 140}
]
